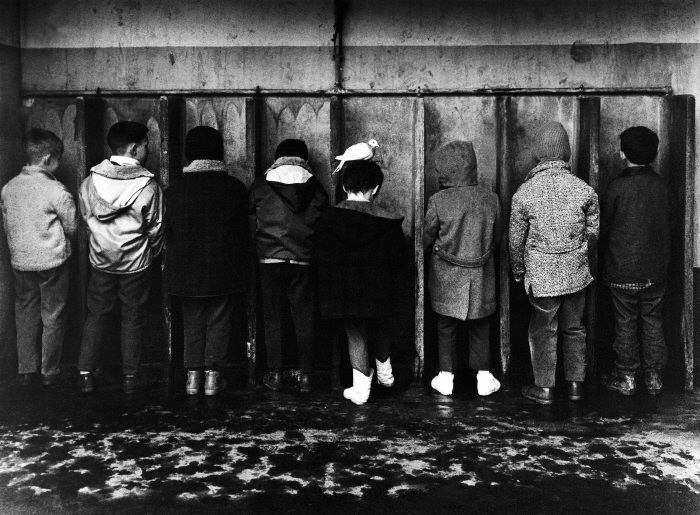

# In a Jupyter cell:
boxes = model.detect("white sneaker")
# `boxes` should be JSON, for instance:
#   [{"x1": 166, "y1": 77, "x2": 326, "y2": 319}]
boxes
[
  {"x1": 430, "y1": 371, "x2": 454, "y2": 395},
  {"x1": 476, "y1": 370, "x2": 501, "y2": 396},
  {"x1": 375, "y1": 357, "x2": 394, "y2": 387},
  {"x1": 343, "y1": 369, "x2": 374, "y2": 405}
]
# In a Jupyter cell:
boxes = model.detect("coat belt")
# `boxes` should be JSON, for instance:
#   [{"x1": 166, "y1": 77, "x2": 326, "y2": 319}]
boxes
[{"x1": 434, "y1": 245, "x2": 492, "y2": 268}]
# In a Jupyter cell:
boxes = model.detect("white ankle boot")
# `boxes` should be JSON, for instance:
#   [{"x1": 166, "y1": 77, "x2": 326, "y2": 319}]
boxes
[
  {"x1": 431, "y1": 371, "x2": 454, "y2": 395},
  {"x1": 375, "y1": 357, "x2": 394, "y2": 387},
  {"x1": 204, "y1": 370, "x2": 227, "y2": 396},
  {"x1": 477, "y1": 370, "x2": 501, "y2": 396},
  {"x1": 343, "y1": 369, "x2": 374, "y2": 405}
]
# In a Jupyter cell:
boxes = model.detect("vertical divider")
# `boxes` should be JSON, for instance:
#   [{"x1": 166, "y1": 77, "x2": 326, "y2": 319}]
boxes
[
  {"x1": 576, "y1": 96, "x2": 601, "y2": 382},
  {"x1": 496, "y1": 96, "x2": 512, "y2": 380},
  {"x1": 329, "y1": 95, "x2": 344, "y2": 389},
  {"x1": 413, "y1": 97, "x2": 425, "y2": 385},
  {"x1": 245, "y1": 96, "x2": 263, "y2": 386}
]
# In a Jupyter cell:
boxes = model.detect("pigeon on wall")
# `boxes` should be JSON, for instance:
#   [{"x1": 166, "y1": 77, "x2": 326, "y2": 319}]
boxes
[{"x1": 332, "y1": 139, "x2": 379, "y2": 174}]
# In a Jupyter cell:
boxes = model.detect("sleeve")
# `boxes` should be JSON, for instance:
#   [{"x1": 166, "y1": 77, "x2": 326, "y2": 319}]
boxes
[
  {"x1": 508, "y1": 193, "x2": 528, "y2": 281},
  {"x1": 422, "y1": 197, "x2": 439, "y2": 252},
  {"x1": 585, "y1": 188, "x2": 600, "y2": 239},
  {"x1": 0, "y1": 190, "x2": 7, "y2": 236},
  {"x1": 56, "y1": 188, "x2": 78, "y2": 240},
  {"x1": 145, "y1": 182, "x2": 165, "y2": 257}
]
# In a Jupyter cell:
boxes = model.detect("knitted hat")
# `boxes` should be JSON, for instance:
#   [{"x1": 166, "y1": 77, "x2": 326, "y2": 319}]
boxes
[
  {"x1": 186, "y1": 126, "x2": 224, "y2": 162},
  {"x1": 434, "y1": 140, "x2": 478, "y2": 187},
  {"x1": 275, "y1": 139, "x2": 308, "y2": 160},
  {"x1": 534, "y1": 122, "x2": 571, "y2": 161},
  {"x1": 620, "y1": 126, "x2": 659, "y2": 165}
]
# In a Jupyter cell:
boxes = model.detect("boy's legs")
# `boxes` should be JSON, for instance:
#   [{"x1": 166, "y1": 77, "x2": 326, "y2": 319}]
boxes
[
  {"x1": 638, "y1": 283, "x2": 667, "y2": 372},
  {"x1": 436, "y1": 314, "x2": 459, "y2": 372},
  {"x1": 13, "y1": 270, "x2": 41, "y2": 375},
  {"x1": 38, "y1": 263, "x2": 69, "y2": 377},
  {"x1": 370, "y1": 318, "x2": 392, "y2": 363},
  {"x1": 79, "y1": 268, "x2": 119, "y2": 373},
  {"x1": 181, "y1": 297, "x2": 207, "y2": 369},
  {"x1": 608, "y1": 287, "x2": 641, "y2": 374},
  {"x1": 204, "y1": 295, "x2": 232, "y2": 368},
  {"x1": 559, "y1": 288, "x2": 587, "y2": 383},
  {"x1": 466, "y1": 317, "x2": 490, "y2": 371},
  {"x1": 286, "y1": 264, "x2": 315, "y2": 374},
  {"x1": 527, "y1": 293, "x2": 562, "y2": 388},
  {"x1": 259, "y1": 264, "x2": 284, "y2": 371},
  {"x1": 344, "y1": 319, "x2": 370, "y2": 375},
  {"x1": 118, "y1": 269, "x2": 151, "y2": 376}
]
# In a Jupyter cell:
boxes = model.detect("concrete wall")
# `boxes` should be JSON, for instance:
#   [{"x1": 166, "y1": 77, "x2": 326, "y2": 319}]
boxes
[{"x1": 0, "y1": 0, "x2": 21, "y2": 378}]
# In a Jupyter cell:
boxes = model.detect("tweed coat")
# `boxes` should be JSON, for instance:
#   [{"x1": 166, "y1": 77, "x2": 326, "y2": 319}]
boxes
[
  {"x1": 164, "y1": 159, "x2": 248, "y2": 297},
  {"x1": 509, "y1": 159, "x2": 599, "y2": 298},
  {"x1": 423, "y1": 154, "x2": 502, "y2": 321}
]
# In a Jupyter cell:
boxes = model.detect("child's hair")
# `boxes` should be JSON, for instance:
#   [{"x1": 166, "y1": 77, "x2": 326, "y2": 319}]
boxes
[
  {"x1": 22, "y1": 128, "x2": 64, "y2": 165},
  {"x1": 107, "y1": 121, "x2": 149, "y2": 154},
  {"x1": 186, "y1": 126, "x2": 224, "y2": 162},
  {"x1": 275, "y1": 139, "x2": 308, "y2": 160},
  {"x1": 342, "y1": 160, "x2": 384, "y2": 194},
  {"x1": 620, "y1": 126, "x2": 659, "y2": 165}
]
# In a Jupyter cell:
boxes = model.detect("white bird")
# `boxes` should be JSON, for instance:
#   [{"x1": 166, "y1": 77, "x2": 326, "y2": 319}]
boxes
[{"x1": 332, "y1": 139, "x2": 379, "y2": 174}]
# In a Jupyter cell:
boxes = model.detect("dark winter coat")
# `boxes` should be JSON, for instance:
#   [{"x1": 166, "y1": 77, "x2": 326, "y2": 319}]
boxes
[
  {"x1": 423, "y1": 158, "x2": 502, "y2": 320},
  {"x1": 249, "y1": 157, "x2": 329, "y2": 262},
  {"x1": 314, "y1": 200, "x2": 406, "y2": 320},
  {"x1": 600, "y1": 165, "x2": 673, "y2": 284},
  {"x1": 165, "y1": 160, "x2": 248, "y2": 297}
]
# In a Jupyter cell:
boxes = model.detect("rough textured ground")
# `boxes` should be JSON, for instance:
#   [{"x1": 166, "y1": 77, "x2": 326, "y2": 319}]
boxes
[{"x1": 0, "y1": 377, "x2": 698, "y2": 514}]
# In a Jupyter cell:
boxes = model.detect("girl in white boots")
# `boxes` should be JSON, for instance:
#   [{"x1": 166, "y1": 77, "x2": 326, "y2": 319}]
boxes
[
  {"x1": 314, "y1": 160, "x2": 406, "y2": 405},
  {"x1": 423, "y1": 141, "x2": 502, "y2": 397}
]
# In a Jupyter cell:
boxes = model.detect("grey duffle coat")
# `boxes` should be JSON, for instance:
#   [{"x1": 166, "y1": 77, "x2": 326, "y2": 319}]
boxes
[{"x1": 423, "y1": 143, "x2": 502, "y2": 320}]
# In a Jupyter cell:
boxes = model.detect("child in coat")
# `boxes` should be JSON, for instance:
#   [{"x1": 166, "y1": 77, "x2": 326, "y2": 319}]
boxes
[
  {"x1": 1, "y1": 129, "x2": 77, "y2": 387},
  {"x1": 315, "y1": 160, "x2": 405, "y2": 404},
  {"x1": 423, "y1": 141, "x2": 502, "y2": 396}
]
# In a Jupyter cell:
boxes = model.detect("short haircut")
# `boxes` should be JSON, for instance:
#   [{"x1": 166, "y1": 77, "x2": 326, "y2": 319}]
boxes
[
  {"x1": 186, "y1": 126, "x2": 224, "y2": 162},
  {"x1": 275, "y1": 139, "x2": 308, "y2": 160},
  {"x1": 620, "y1": 126, "x2": 659, "y2": 165},
  {"x1": 107, "y1": 121, "x2": 149, "y2": 154},
  {"x1": 22, "y1": 128, "x2": 64, "y2": 164},
  {"x1": 342, "y1": 160, "x2": 384, "y2": 194}
]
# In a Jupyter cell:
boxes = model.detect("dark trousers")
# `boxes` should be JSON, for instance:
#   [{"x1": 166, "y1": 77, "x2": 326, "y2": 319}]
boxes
[
  {"x1": 528, "y1": 288, "x2": 587, "y2": 388},
  {"x1": 181, "y1": 295, "x2": 232, "y2": 369},
  {"x1": 259, "y1": 263, "x2": 315, "y2": 374},
  {"x1": 344, "y1": 318, "x2": 392, "y2": 376},
  {"x1": 436, "y1": 314, "x2": 490, "y2": 372},
  {"x1": 79, "y1": 267, "x2": 151, "y2": 376},
  {"x1": 13, "y1": 263, "x2": 69, "y2": 376},
  {"x1": 609, "y1": 283, "x2": 667, "y2": 373}
]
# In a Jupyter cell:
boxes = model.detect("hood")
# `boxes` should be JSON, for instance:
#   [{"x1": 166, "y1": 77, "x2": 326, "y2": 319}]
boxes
[
  {"x1": 434, "y1": 141, "x2": 478, "y2": 188},
  {"x1": 320, "y1": 206, "x2": 403, "y2": 246},
  {"x1": 183, "y1": 159, "x2": 228, "y2": 174},
  {"x1": 88, "y1": 159, "x2": 154, "y2": 221},
  {"x1": 265, "y1": 157, "x2": 317, "y2": 213}
]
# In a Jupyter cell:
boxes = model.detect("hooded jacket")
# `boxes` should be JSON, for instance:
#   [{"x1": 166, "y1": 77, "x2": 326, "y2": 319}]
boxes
[
  {"x1": 314, "y1": 200, "x2": 406, "y2": 320},
  {"x1": 79, "y1": 158, "x2": 164, "y2": 274},
  {"x1": 249, "y1": 156, "x2": 329, "y2": 262},
  {"x1": 165, "y1": 159, "x2": 248, "y2": 296},
  {"x1": 509, "y1": 159, "x2": 599, "y2": 297},
  {"x1": 423, "y1": 142, "x2": 502, "y2": 320}
]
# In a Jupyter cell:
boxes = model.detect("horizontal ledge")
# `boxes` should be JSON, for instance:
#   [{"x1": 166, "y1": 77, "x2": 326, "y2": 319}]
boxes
[{"x1": 22, "y1": 86, "x2": 673, "y2": 99}]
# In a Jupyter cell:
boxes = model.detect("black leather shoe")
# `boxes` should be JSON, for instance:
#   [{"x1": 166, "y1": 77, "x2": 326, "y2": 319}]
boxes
[
  {"x1": 601, "y1": 370, "x2": 636, "y2": 396},
  {"x1": 568, "y1": 381, "x2": 583, "y2": 401},
  {"x1": 521, "y1": 384, "x2": 554, "y2": 405},
  {"x1": 644, "y1": 370, "x2": 663, "y2": 395},
  {"x1": 79, "y1": 373, "x2": 95, "y2": 394},
  {"x1": 123, "y1": 374, "x2": 137, "y2": 395},
  {"x1": 263, "y1": 371, "x2": 282, "y2": 391},
  {"x1": 42, "y1": 374, "x2": 60, "y2": 387},
  {"x1": 299, "y1": 373, "x2": 312, "y2": 393}
]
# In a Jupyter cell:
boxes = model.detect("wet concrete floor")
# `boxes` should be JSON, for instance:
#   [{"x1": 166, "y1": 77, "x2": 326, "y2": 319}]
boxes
[{"x1": 0, "y1": 374, "x2": 698, "y2": 514}]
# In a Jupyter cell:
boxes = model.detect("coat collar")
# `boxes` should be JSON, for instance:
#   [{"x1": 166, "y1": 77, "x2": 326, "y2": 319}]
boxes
[
  {"x1": 183, "y1": 160, "x2": 227, "y2": 174},
  {"x1": 524, "y1": 159, "x2": 571, "y2": 182},
  {"x1": 21, "y1": 165, "x2": 57, "y2": 180}
]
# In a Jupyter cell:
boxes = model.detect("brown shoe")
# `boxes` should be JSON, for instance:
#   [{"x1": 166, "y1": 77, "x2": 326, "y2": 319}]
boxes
[
  {"x1": 568, "y1": 381, "x2": 583, "y2": 401},
  {"x1": 299, "y1": 373, "x2": 312, "y2": 393},
  {"x1": 522, "y1": 384, "x2": 554, "y2": 405},
  {"x1": 263, "y1": 370, "x2": 282, "y2": 391},
  {"x1": 644, "y1": 370, "x2": 663, "y2": 395},
  {"x1": 601, "y1": 370, "x2": 636, "y2": 395}
]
